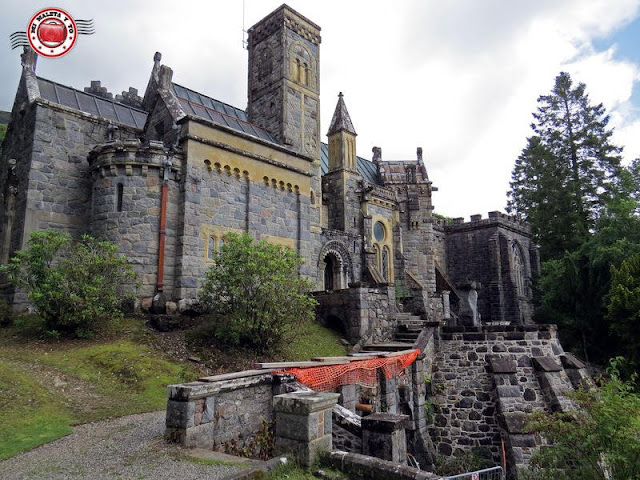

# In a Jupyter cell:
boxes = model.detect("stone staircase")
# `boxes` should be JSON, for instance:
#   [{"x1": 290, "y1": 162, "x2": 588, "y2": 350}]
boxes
[{"x1": 363, "y1": 312, "x2": 426, "y2": 352}]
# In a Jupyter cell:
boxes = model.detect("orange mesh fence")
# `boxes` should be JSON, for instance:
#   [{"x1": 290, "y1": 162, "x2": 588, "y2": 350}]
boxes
[{"x1": 274, "y1": 349, "x2": 420, "y2": 392}]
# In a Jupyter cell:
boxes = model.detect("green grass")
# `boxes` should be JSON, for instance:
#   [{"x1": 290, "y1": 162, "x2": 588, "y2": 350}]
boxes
[
  {"x1": 0, "y1": 360, "x2": 73, "y2": 460},
  {"x1": 265, "y1": 462, "x2": 347, "y2": 479},
  {"x1": 0, "y1": 317, "x2": 200, "y2": 458},
  {"x1": 36, "y1": 341, "x2": 197, "y2": 420},
  {"x1": 285, "y1": 321, "x2": 347, "y2": 361}
]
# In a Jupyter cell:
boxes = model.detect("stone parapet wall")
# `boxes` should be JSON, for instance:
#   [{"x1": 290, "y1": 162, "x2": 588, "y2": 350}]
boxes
[
  {"x1": 165, "y1": 371, "x2": 295, "y2": 455},
  {"x1": 430, "y1": 325, "x2": 564, "y2": 464}
]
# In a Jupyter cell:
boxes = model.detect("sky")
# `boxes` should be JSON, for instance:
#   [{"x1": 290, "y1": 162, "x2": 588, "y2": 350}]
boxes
[{"x1": 1, "y1": 1, "x2": 639, "y2": 218}]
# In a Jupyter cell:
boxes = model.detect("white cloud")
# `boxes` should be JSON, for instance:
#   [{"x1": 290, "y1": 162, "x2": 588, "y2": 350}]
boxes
[{"x1": 1, "y1": 0, "x2": 639, "y2": 217}]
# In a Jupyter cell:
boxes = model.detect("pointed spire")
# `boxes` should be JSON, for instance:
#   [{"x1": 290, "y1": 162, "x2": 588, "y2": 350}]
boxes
[{"x1": 327, "y1": 92, "x2": 357, "y2": 136}]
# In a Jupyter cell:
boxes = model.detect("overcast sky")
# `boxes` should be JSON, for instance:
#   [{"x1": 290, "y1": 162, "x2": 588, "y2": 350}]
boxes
[{"x1": 2, "y1": 1, "x2": 639, "y2": 218}]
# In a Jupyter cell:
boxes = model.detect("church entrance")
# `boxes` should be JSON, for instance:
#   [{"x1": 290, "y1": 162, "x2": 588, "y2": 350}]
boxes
[{"x1": 323, "y1": 253, "x2": 341, "y2": 291}]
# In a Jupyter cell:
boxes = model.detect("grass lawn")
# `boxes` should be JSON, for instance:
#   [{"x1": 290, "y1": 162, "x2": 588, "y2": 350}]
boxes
[
  {"x1": 0, "y1": 315, "x2": 347, "y2": 460},
  {"x1": 285, "y1": 320, "x2": 347, "y2": 360},
  {"x1": 266, "y1": 462, "x2": 348, "y2": 479}
]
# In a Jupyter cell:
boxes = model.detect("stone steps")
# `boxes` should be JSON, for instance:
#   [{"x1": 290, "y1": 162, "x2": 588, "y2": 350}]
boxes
[{"x1": 362, "y1": 342, "x2": 415, "y2": 352}]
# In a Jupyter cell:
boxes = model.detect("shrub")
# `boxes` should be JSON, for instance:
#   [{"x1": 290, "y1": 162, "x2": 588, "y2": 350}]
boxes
[
  {"x1": 523, "y1": 366, "x2": 640, "y2": 480},
  {"x1": 199, "y1": 233, "x2": 317, "y2": 354},
  {"x1": 0, "y1": 230, "x2": 135, "y2": 337}
]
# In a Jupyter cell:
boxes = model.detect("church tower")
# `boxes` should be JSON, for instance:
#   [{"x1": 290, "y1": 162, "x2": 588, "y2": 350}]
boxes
[
  {"x1": 327, "y1": 92, "x2": 357, "y2": 170},
  {"x1": 247, "y1": 5, "x2": 321, "y2": 160}
]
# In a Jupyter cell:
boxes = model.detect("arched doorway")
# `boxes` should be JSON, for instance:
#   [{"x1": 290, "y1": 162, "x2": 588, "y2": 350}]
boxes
[{"x1": 323, "y1": 252, "x2": 342, "y2": 291}]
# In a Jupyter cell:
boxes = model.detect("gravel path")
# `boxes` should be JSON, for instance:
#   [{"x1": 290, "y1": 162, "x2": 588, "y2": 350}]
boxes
[{"x1": 0, "y1": 411, "x2": 243, "y2": 480}]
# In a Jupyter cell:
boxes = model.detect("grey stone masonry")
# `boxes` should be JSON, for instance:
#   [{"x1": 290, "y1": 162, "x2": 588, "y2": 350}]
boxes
[
  {"x1": 165, "y1": 371, "x2": 293, "y2": 456},
  {"x1": 362, "y1": 413, "x2": 410, "y2": 465},
  {"x1": 431, "y1": 325, "x2": 564, "y2": 463},
  {"x1": 273, "y1": 391, "x2": 339, "y2": 467}
]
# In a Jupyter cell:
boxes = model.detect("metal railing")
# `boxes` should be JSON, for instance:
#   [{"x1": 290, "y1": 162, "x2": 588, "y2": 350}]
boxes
[{"x1": 444, "y1": 466, "x2": 505, "y2": 480}]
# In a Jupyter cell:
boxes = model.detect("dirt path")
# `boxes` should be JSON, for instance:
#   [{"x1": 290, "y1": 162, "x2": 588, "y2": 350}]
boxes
[{"x1": 0, "y1": 411, "x2": 243, "y2": 480}]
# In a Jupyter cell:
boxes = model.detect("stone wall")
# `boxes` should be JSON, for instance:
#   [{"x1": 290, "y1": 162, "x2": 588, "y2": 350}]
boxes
[
  {"x1": 89, "y1": 140, "x2": 181, "y2": 298},
  {"x1": 445, "y1": 213, "x2": 537, "y2": 324},
  {"x1": 166, "y1": 371, "x2": 296, "y2": 455},
  {"x1": 315, "y1": 284, "x2": 397, "y2": 345},
  {"x1": 430, "y1": 324, "x2": 572, "y2": 467}
]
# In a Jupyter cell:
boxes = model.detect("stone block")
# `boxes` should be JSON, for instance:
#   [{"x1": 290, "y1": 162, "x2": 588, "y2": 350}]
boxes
[
  {"x1": 275, "y1": 411, "x2": 323, "y2": 441},
  {"x1": 488, "y1": 355, "x2": 517, "y2": 373},
  {"x1": 502, "y1": 411, "x2": 529, "y2": 434},
  {"x1": 560, "y1": 353, "x2": 585, "y2": 370},
  {"x1": 496, "y1": 385, "x2": 521, "y2": 398},
  {"x1": 273, "y1": 391, "x2": 340, "y2": 415},
  {"x1": 166, "y1": 399, "x2": 195, "y2": 428},
  {"x1": 184, "y1": 422, "x2": 215, "y2": 449},
  {"x1": 532, "y1": 356, "x2": 562, "y2": 372},
  {"x1": 275, "y1": 433, "x2": 332, "y2": 467}
]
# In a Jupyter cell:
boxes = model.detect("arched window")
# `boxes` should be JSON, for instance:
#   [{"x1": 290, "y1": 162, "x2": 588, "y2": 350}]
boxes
[
  {"x1": 373, "y1": 244, "x2": 381, "y2": 270},
  {"x1": 218, "y1": 237, "x2": 225, "y2": 253},
  {"x1": 207, "y1": 236, "x2": 216, "y2": 260},
  {"x1": 512, "y1": 242, "x2": 526, "y2": 296},
  {"x1": 382, "y1": 246, "x2": 390, "y2": 281}
]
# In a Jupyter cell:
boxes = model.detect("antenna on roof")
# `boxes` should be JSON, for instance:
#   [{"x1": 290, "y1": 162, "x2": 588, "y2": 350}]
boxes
[{"x1": 242, "y1": 0, "x2": 248, "y2": 49}]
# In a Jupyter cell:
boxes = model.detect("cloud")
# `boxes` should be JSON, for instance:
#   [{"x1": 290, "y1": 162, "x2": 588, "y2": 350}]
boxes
[{"x1": 0, "y1": 0, "x2": 639, "y2": 217}]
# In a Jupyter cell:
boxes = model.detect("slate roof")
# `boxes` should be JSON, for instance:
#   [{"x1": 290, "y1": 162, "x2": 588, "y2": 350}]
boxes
[
  {"x1": 35, "y1": 77, "x2": 380, "y2": 183},
  {"x1": 327, "y1": 92, "x2": 356, "y2": 136},
  {"x1": 37, "y1": 77, "x2": 147, "y2": 129},
  {"x1": 320, "y1": 143, "x2": 380, "y2": 185},
  {"x1": 171, "y1": 83, "x2": 277, "y2": 143}
]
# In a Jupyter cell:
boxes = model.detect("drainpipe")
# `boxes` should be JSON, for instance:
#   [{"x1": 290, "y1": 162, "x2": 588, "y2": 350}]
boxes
[{"x1": 151, "y1": 153, "x2": 171, "y2": 313}]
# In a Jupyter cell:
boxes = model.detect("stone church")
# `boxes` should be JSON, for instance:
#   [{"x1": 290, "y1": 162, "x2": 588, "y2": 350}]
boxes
[{"x1": 0, "y1": 4, "x2": 538, "y2": 336}]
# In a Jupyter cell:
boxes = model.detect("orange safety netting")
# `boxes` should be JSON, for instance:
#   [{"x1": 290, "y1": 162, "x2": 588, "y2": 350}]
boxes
[{"x1": 274, "y1": 349, "x2": 420, "y2": 392}]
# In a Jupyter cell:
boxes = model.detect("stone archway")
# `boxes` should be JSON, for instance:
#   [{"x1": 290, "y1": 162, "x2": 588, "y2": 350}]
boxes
[{"x1": 317, "y1": 240, "x2": 354, "y2": 291}]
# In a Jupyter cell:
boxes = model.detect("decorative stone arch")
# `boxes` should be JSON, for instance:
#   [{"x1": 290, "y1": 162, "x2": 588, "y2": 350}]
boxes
[
  {"x1": 317, "y1": 240, "x2": 354, "y2": 291},
  {"x1": 511, "y1": 240, "x2": 528, "y2": 297},
  {"x1": 288, "y1": 41, "x2": 316, "y2": 88}
]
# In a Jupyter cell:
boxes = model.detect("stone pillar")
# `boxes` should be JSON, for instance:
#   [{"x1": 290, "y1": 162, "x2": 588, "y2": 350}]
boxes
[
  {"x1": 361, "y1": 413, "x2": 409, "y2": 465},
  {"x1": 273, "y1": 391, "x2": 340, "y2": 467},
  {"x1": 339, "y1": 384, "x2": 356, "y2": 412},
  {"x1": 378, "y1": 369, "x2": 397, "y2": 414}
]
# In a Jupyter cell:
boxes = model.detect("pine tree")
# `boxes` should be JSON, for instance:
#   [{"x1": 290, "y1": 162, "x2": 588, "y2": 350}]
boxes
[{"x1": 507, "y1": 72, "x2": 623, "y2": 260}]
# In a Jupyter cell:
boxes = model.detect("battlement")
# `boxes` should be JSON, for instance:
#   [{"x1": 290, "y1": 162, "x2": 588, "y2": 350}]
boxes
[{"x1": 445, "y1": 210, "x2": 530, "y2": 234}]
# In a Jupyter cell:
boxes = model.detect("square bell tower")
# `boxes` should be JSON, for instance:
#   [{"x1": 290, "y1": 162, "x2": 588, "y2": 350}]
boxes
[{"x1": 247, "y1": 5, "x2": 321, "y2": 160}]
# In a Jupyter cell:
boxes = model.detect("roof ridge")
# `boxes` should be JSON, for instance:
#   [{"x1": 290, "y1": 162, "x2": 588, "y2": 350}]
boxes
[{"x1": 36, "y1": 76, "x2": 147, "y2": 113}]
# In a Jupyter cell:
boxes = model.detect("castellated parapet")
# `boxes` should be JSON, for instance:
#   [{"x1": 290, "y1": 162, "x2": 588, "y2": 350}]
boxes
[{"x1": 88, "y1": 140, "x2": 182, "y2": 299}]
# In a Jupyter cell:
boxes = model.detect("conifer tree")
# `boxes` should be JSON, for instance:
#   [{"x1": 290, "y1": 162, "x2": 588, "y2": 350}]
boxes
[{"x1": 507, "y1": 72, "x2": 623, "y2": 260}]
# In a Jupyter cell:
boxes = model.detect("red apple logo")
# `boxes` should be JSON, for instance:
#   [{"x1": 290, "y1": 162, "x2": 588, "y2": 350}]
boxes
[{"x1": 37, "y1": 19, "x2": 67, "y2": 47}]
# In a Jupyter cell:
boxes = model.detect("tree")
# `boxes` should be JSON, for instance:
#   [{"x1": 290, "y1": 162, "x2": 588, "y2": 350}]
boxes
[
  {"x1": 607, "y1": 253, "x2": 640, "y2": 371},
  {"x1": 523, "y1": 368, "x2": 640, "y2": 480},
  {"x1": 1, "y1": 230, "x2": 136, "y2": 337},
  {"x1": 199, "y1": 233, "x2": 317, "y2": 354},
  {"x1": 507, "y1": 72, "x2": 623, "y2": 260},
  {"x1": 536, "y1": 161, "x2": 640, "y2": 365}
]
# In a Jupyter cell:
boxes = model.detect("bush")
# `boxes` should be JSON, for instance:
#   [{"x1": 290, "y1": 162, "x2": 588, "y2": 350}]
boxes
[
  {"x1": 199, "y1": 233, "x2": 317, "y2": 354},
  {"x1": 523, "y1": 366, "x2": 640, "y2": 480},
  {"x1": 0, "y1": 230, "x2": 135, "y2": 337}
]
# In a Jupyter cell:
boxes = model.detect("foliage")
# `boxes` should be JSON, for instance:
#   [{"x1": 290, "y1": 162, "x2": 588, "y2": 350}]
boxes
[
  {"x1": 265, "y1": 462, "x2": 348, "y2": 480},
  {"x1": 524, "y1": 372, "x2": 640, "y2": 480},
  {"x1": 507, "y1": 72, "x2": 623, "y2": 260},
  {"x1": 0, "y1": 230, "x2": 136, "y2": 338},
  {"x1": 199, "y1": 233, "x2": 317, "y2": 354},
  {"x1": 434, "y1": 449, "x2": 494, "y2": 475},
  {"x1": 536, "y1": 162, "x2": 640, "y2": 365},
  {"x1": 606, "y1": 253, "x2": 640, "y2": 371},
  {"x1": 0, "y1": 123, "x2": 6, "y2": 156}
]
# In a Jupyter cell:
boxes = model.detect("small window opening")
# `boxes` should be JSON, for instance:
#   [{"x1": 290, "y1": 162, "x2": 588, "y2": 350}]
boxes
[{"x1": 116, "y1": 184, "x2": 124, "y2": 212}]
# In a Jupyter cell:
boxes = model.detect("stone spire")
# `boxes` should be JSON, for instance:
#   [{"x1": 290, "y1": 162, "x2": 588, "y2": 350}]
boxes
[{"x1": 327, "y1": 92, "x2": 356, "y2": 136}]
